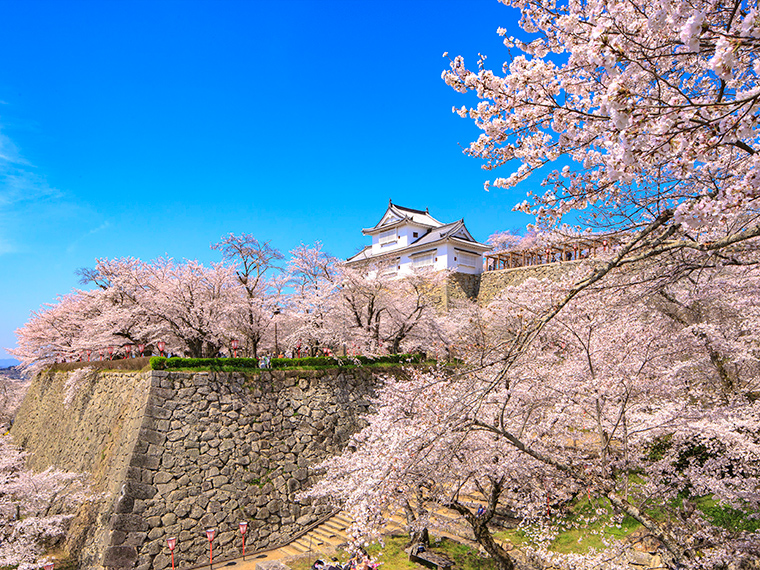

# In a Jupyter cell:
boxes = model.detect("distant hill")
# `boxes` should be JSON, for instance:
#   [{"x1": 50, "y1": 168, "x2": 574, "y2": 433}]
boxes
[{"x1": 0, "y1": 359, "x2": 20, "y2": 368}]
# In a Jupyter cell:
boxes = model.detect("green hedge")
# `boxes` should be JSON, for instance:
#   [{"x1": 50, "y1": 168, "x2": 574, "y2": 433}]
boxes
[{"x1": 149, "y1": 353, "x2": 425, "y2": 371}]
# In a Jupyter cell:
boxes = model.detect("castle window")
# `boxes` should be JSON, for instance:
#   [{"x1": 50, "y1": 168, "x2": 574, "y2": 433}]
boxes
[
  {"x1": 458, "y1": 252, "x2": 478, "y2": 268},
  {"x1": 379, "y1": 229, "x2": 397, "y2": 245},
  {"x1": 412, "y1": 252, "x2": 435, "y2": 268}
]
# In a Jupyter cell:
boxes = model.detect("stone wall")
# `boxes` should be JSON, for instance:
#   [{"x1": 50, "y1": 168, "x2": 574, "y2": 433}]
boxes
[
  {"x1": 446, "y1": 273, "x2": 480, "y2": 305},
  {"x1": 477, "y1": 260, "x2": 587, "y2": 305},
  {"x1": 12, "y1": 367, "x2": 384, "y2": 570},
  {"x1": 11, "y1": 369, "x2": 154, "y2": 568}
]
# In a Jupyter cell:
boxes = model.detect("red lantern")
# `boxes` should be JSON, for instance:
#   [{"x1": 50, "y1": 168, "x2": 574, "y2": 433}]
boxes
[
  {"x1": 86, "y1": 349, "x2": 91, "y2": 362},
  {"x1": 44, "y1": 563, "x2": 54, "y2": 570},
  {"x1": 239, "y1": 521, "x2": 248, "y2": 558},
  {"x1": 125, "y1": 344, "x2": 133, "y2": 358},
  {"x1": 108, "y1": 346, "x2": 114, "y2": 360},
  {"x1": 138, "y1": 343, "x2": 145, "y2": 357},
  {"x1": 206, "y1": 529, "x2": 216, "y2": 567},
  {"x1": 157, "y1": 341, "x2": 166, "y2": 357},
  {"x1": 231, "y1": 339, "x2": 239, "y2": 358},
  {"x1": 167, "y1": 537, "x2": 177, "y2": 570},
  {"x1": 99, "y1": 350, "x2": 104, "y2": 361}
]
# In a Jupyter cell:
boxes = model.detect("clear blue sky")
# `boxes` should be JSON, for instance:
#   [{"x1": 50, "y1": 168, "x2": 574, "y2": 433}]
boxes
[{"x1": 0, "y1": 0, "x2": 536, "y2": 361}]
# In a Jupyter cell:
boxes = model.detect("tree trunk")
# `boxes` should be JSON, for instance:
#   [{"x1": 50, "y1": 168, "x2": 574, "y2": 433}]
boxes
[{"x1": 472, "y1": 520, "x2": 514, "y2": 570}]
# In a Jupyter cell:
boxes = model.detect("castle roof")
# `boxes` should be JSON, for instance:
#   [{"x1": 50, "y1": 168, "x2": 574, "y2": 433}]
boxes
[
  {"x1": 362, "y1": 200, "x2": 443, "y2": 235},
  {"x1": 347, "y1": 203, "x2": 490, "y2": 265}
]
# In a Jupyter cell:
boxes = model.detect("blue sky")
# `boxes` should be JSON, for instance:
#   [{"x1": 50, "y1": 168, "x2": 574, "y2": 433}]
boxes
[{"x1": 0, "y1": 0, "x2": 536, "y2": 361}]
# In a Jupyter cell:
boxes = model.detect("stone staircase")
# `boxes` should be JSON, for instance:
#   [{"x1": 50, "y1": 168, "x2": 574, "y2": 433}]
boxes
[
  {"x1": 276, "y1": 513, "x2": 356, "y2": 558},
  {"x1": 278, "y1": 499, "x2": 484, "y2": 557}
]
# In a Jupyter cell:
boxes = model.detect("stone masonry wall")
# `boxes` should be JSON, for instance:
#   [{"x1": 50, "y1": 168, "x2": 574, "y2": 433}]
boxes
[
  {"x1": 477, "y1": 260, "x2": 587, "y2": 305},
  {"x1": 11, "y1": 369, "x2": 154, "y2": 568},
  {"x1": 12, "y1": 366, "x2": 384, "y2": 570},
  {"x1": 446, "y1": 273, "x2": 480, "y2": 304},
  {"x1": 128, "y1": 368, "x2": 379, "y2": 570}
]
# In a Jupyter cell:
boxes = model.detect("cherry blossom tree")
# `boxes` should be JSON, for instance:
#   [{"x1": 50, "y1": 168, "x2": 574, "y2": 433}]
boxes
[
  {"x1": 12, "y1": 257, "x2": 246, "y2": 368},
  {"x1": 444, "y1": 0, "x2": 760, "y2": 289},
  {"x1": 285, "y1": 242, "x2": 342, "y2": 354},
  {"x1": 212, "y1": 233, "x2": 284, "y2": 357},
  {"x1": 285, "y1": 244, "x2": 447, "y2": 356},
  {"x1": 84, "y1": 256, "x2": 246, "y2": 357},
  {"x1": 305, "y1": 260, "x2": 760, "y2": 569},
  {"x1": 334, "y1": 264, "x2": 447, "y2": 355},
  {"x1": 445, "y1": 0, "x2": 760, "y2": 225},
  {"x1": 10, "y1": 290, "x2": 111, "y2": 371},
  {"x1": 0, "y1": 436, "x2": 89, "y2": 569}
]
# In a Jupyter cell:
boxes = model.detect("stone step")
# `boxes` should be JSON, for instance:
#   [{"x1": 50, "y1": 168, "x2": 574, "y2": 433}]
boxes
[
  {"x1": 279, "y1": 545, "x2": 304, "y2": 557},
  {"x1": 311, "y1": 527, "x2": 341, "y2": 541},
  {"x1": 293, "y1": 537, "x2": 322, "y2": 551},
  {"x1": 322, "y1": 520, "x2": 349, "y2": 533},
  {"x1": 331, "y1": 515, "x2": 353, "y2": 527}
]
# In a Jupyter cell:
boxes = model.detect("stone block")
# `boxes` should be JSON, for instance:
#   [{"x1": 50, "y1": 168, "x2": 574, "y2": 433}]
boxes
[
  {"x1": 123, "y1": 531, "x2": 148, "y2": 546},
  {"x1": 102, "y1": 545, "x2": 138, "y2": 567},
  {"x1": 132, "y1": 499, "x2": 147, "y2": 514},
  {"x1": 145, "y1": 404, "x2": 172, "y2": 420},
  {"x1": 156, "y1": 480, "x2": 178, "y2": 495},
  {"x1": 212, "y1": 475, "x2": 229, "y2": 487},
  {"x1": 168, "y1": 488, "x2": 188, "y2": 503},
  {"x1": 161, "y1": 512, "x2": 177, "y2": 526},
  {"x1": 138, "y1": 428, "x2": 166, "y2": 446},
  {"x1": 181, "y1": 518, "x2": 196, "y2": 531},
  {"x1": 130, "y1": 453, "x2": 160, "y2": 471},
  {"x1": 153, "y1": 471, "x2": 174, "y2": 485},
  {"x1": 178, "y1": 387, "x2": 196, "y2": 398},
  {"x1": 109, "y1": 530, "x2": 127, "y2": 544},
  {"x1": 114, "y1": 495, "x2": 134, "y2": 514},
  {"x1": 125, "y1": 481, "x2": 157, "y2": 500},
  {"x1": 152, "y1": 387, "x2": 176, "y2": 399},
  {"x1": 142, "y1": 416, "x2": 171, "y2": 432},
  {"x1": 111, "y1": 514, "x2": 148, "y2": 533}
]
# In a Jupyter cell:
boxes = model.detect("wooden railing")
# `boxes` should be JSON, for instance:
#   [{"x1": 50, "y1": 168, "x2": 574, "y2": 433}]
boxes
[{"x1": 484, "y1": 237, "x2": 619, "y2": 271}]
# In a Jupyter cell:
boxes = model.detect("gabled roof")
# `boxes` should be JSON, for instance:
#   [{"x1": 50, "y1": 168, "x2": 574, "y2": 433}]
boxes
[
  {"x1": 346, "y1": 245, "x2": 373, "y2": 264},
  {"x1": 347, "y1": 214, "x2": 491, "y2": 265},
  {"x1": 410, "y1": 219, "x2": 491, "y2": 251},
  {"x1": 362, "y1": 200, "x2": 443, "y2": 235}
]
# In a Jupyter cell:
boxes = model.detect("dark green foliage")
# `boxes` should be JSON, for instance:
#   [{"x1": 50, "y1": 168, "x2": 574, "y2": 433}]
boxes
[
  {"x1": 149, "y1": 357, "x2": 260, "y2": 370},
  {"x1": 645, "y1": 434, "x2": 672, "y2": 462},
  {"x1": 700, "y1": 503, "x2": 760, "y2": 533},
  {"x1": 149, "y1": 353, "x2": 425, "y2": 371}
]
